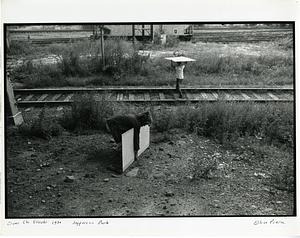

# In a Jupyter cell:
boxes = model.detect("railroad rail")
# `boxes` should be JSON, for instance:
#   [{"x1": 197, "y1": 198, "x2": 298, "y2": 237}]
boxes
[
  {"x1": 192, "y1": 28, "x2": 292, "y2": 43},
  {"x1": 13, "y1": 87, "x2": 294, "y2": 107}
]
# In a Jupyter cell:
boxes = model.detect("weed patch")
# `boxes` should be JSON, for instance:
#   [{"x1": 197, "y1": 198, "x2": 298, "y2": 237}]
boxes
[
  {"x1": 151, "y1": 102, "x2": 293, "y2": 148},
  {"x1": 59, "y1": 93, "x2": 114, "y2": 131},
  {"x1": 269, "y1": 159, "x2": 294, "y2": 192},
  {"x1": 19, "y1": 107, "x2": 63, "y2": 139}
]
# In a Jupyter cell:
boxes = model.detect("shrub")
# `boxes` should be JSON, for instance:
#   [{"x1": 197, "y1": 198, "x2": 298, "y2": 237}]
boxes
[
  {"x1": 151, "y1": 107, "x2": 175, "y2": 132},
  {"x1": 261, "y1": 104, "x2": 294, "y2": 147},
  {"x1": 59, "y1": 93, "x2": 114, "y2": 131},
  {"x1": 50, "y1": 41, "x2": 92, "y2": 77},
  {"x1": 152, "y1": 102, "x2": 294, "y2": 148},
  {"x1": 19, "y1": 107, "x2": 63, "y2": 139},
  {"x1": 101, "y1": 38, "x2": 150, "y2": 79},
  {"x1": 12, "y1": 62, "x2": 67, "y2": 88},
  {"x1": 8, "y1": 41, "x2": 33, "y2": 56},
  {"x1": 186, "y1": 52, "x2": 293, "y2": 78}
]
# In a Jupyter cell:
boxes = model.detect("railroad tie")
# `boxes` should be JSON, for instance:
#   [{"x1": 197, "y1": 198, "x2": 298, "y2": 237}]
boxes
[
  {"x1": 206, "y1": 92, "x2": 216, "y2": 100},
  {"x1": 211, "y1": 92, "x2": 219, "y2": 100},
  {"x1": 24, "y1": 94, "x2": 34, "y2": 101},
  {"x1": 224, "y1": 93, "x2": 233, "y2": 100},
  {"x1": 129, "y1": 94, "x2": 135, "y2": 101},
  {"x1": 267, "y1": 92, "x2": 279, "y2": 100},
  {"x1": 241, "y1": 93, "x2": 251, "y2": 100},
  {"x1": 282, "y1": 93, "x2": 293, "y2": 100},
  {"x1": 52, "y1": 94, "x2": 62, "y2": 101},
  {"x1": 144, "y1": 93, "x2": 150, "y2": 101},
  {"x1": 117, "y1": 93, "x2": 123, "y2": 101},
  {"x1": 63, "y1": 94, "x2": 74, "y2": 102},
  {"x1": 159, "y1": 93, "x2": 165, "y2": 100},
  {"x1": 200, "y1": 92, "x2": 208, "y2": 100},
  {"x1": 253, "y1": 93, "x2": 264, "y2": 100},
  {"x1": 37, "y1": 94, "x2": 48, "y2": 101}
]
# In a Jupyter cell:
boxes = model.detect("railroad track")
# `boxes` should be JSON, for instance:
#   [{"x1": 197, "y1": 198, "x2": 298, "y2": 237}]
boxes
[
  {"x1": 13, "y1": 87, "x2": 294, "y2": 107},
  {"x1": 192, "y1": 29, "x2": 292, "y2": 43}
]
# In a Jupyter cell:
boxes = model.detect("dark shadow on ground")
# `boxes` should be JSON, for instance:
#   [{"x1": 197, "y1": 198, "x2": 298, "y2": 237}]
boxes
[{"x1": 86, "y1": 147, "x2": 122, "y2": 173}]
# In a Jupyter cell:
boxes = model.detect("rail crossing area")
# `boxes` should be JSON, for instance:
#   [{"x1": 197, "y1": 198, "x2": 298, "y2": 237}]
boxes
[
  {"x1": 4, "y1": 23, "x2": 295, "y2": 218},
  {"x1": 13, "y1": 87, "x2": 294, "y2": 107}
]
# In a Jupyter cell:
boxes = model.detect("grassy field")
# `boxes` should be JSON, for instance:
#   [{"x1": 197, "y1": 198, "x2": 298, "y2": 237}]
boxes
[
  {"x1": 9, "y1": 98, "x2": 294, "y2": 217},
  {"x1": 8, "y1": 36, "x2": 293, "y2": 88}
]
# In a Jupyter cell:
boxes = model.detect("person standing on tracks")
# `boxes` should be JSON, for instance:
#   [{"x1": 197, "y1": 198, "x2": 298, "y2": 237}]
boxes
[
  {"x1": 175, "y1": 61, "x2": 187, "y2": 98},
  {"x1": 172, "y1": 50, "x2": 187, "y2": 98}
]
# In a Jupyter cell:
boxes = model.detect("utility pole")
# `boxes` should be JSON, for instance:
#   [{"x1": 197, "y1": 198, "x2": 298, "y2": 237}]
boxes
[
  {"x1": 150, "y1": 24, "x2": 154, "y2": 42},
  {"x1": 142, "y1": 24, "x2": 145, "y2": 40},
  {"x1": 132, "y1": 24, "x2": 135, "y2": 44},
  {"x1": 92, "y1": 25, "x2": 95, "y2": 40},
  {"x1": 100, "y1": 25, "x2": 105, "y2": 70}
]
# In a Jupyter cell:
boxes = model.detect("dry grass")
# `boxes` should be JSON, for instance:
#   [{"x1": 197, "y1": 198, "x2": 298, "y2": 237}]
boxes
[
  {"x1": 151, "y1": 102, "x2": 294, "y2": 148},
  {"x1": 10, "y1": 38, "x2": 293, "y2": 88}
]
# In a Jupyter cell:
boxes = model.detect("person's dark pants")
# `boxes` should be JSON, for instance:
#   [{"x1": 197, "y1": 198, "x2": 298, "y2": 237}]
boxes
[
  {"x1": 176, "y1": 78, "x2": 183, "y2": 98},
  {"x1": 106, "y1": 122, "x2": 122, "y2": 144},
  {"x1": 106, "y1": 121, "x2": 139, "y2": 157}
]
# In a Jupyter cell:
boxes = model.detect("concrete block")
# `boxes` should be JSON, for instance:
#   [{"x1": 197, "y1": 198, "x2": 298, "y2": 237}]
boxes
[
  {"x1": 121, "y1": 129, "x2": 135, "y2": 172},
  {"x1": 138, "y1": 125, "x2": 150, "y2": 156},
  {"x1": 121, "y1": 125, "x2": 150, "y2": 172}
]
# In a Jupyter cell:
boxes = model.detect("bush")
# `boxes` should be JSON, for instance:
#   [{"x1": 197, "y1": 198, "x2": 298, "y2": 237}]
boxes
[
  {"x1": 50, "y1": 38, "x2": 149, "y2": 81},
  {"x1": 186, "y1": 53, "x2": 293, "y2": 77},
  {"x1": 50, "y1": 41, "x2": 92, "y2": 77},
  {"x1": 261, "y1": 104, "x2": 294, "y2": 147},
  {"x1": 59, "y1": 93, "x2": 114, "y2": 131},
  {"x1": 152, "y1": 102, "x2": 294, "y2": 148},
  {"x1": 8, "y1": 41, "x2": 33, "y2": 56},
  {"x1": 12, "y1": 62, "x2": 67, "y2": 88},
  {"x1": 101, "y1": 38, "x2": 150, "y2": 79},
  {"x1": 19, "y1": 107, "x2": 63, "y2": 139},
  {"x1": 194, "y1": 103, "x2": 293, "y2": 147},
  {"x1": 151, "y1": 107, "x2": 175, "y2": 132}
]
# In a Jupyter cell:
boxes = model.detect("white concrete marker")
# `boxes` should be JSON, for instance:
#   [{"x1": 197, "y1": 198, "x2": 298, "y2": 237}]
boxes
[
  {"x1": 121, "y1": 125, "x2": 150, "y2": 172},
  {"x1": 138, "y1": 125, "x2": 150, "y2": 156},
  {"x1": 122, "y1": 129, "x2": 135, "y2": 172}
]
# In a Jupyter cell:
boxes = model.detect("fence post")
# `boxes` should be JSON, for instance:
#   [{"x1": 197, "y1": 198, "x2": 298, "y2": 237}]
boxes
[{"x1": 6, "y1": 73, "x2": 24, "y2": 126}]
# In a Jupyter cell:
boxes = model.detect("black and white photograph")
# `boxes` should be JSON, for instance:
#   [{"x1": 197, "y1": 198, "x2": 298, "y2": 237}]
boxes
[
  {"x1": 1, "y1": 0, "x2": 299, "y2": 236},
  {"x1": 4, "y1": 22, "x2": 295, "y2": 218}
]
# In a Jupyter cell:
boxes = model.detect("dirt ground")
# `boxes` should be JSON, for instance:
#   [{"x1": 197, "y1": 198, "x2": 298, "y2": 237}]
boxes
[{"x1": 6, "y1": 108, "x2": 294, "y2": 217}]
